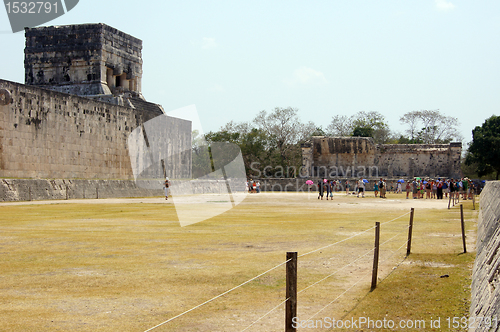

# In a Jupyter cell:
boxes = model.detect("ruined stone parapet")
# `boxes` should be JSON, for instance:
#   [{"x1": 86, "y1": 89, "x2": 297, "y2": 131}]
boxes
[
  {"x1": 301, "y1": 136, "x2": 462, "y2": 179},
  {"x1": 25, "y1": 23, "x2": 143, "y2": 98}
]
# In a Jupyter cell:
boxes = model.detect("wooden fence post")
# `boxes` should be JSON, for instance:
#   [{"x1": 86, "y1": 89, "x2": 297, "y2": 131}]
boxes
[
  {"x1": 285, "y1": 252, "x2": 298, "y2": 332},
  {"x1": 371, "y1": 222, "x2": 380, "y2": 291},
  {"x1": 96, "y1": 186, "x2": 99, "y2": 199},
  {"x1": 406, "y1": 208, "x2": 414, "y2": 256},
  {"x1": 28, "y1": 186, "x2": 32, "y2": 201},
  {"x1": 66, "y1": 185, "x2": 69, "y2": 200},
  {"x1": 460, "y1": 204, "x2": 467, "y2": 253}
]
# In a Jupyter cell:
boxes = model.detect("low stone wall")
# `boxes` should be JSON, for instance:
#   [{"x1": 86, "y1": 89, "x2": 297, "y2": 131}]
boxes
[
  {"x1": 254, "y1": 178, "x2": 407, "y2": 192},
  {"x1": 0, "y1": 179, "x2": 163, "y2": 201},
  {"x1": 0, "y1": 178, "x2": 247, "y2": 202},
  {"x1": 469, "y1": 181, "x2": 500, "y2": 331}
]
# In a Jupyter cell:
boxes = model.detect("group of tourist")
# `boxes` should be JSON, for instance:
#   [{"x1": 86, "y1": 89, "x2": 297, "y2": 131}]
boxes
[
  {"x1": 315, "y1": 178, "x2": 370, "y2": 199},
  {"x1": 404, "y1": 177, "x2": 476, "y2": 200},
  {"x1": 313, "y1": 177, "x2": 476, "y2": 200},
  {"x1": 317, "y1": 178, "x2": 390, "y2": 199},
  {"x1": 316, "y1": 178, "x2": 345, "y2": 200},
  {"x1": 245, "y1": 180, "x2": 261, "y2": 193},
  {"x1": 243, "y1": 177, "x2": 477, "y2": 200}
]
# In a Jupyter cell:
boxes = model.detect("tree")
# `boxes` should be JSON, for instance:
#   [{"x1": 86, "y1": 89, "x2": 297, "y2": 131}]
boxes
[
  {"x1": 352, "y1": 126, "x2": 373, "y2": 138},
  {"x1": 204, "y1": 130, "x2": 240, "y2": 145},
  {"x1": 310, "y1": 126, "x2": 326, "y2": 137},
  {"x1": 399, "y1": 110, "x2": 463, "y2": 144},
  {"x1": 326, "y1": 115, "x2": 353, "y2": 137},
  {"x1": 238, "y1": 128, "x2": 272, "y2": 175},
  {"x1": 352, "y1": 111, "x2": 390, "y2": 143},
  {"x1": 327, "y1": 111, "x2": 391, "y2": 143},
  {"x1": 191, "y1": 130, "x2": 211, "y2": 178},
  {"x1": 465, "y1": 115, "x2": 500, "y2": 180},
  {"x1": 253, "y1": 107, "x2": 312, "y2": 170}
]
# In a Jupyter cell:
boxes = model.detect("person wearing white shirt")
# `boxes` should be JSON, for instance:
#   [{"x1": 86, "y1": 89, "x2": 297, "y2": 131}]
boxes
[{"x1": 357, "y1": 179, "x2": 365, "y2": 198}]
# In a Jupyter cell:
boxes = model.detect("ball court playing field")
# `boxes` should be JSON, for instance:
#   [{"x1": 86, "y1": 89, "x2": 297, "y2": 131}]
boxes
[{"x1": 0, "y1": 192, "x2": 477, "y2": 331}]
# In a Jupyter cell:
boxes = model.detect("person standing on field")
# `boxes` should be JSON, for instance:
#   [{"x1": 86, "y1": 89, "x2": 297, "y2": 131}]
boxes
[
  {"x1": 325, "y1": 179, "x2": 331, "y2": 200},
  {"x1": 357, "y1": 179, "x2": 365, "y2": 198},
  {"x1": 318, "y1": 179, "x2": 324, "y2": 200},
  {"x1": 164, "y1": 177, "x2": 170, "y2": 200},
  {"x1": 379, "y1": 178, "x2": 386, "y2": 198},
  {"x1": 436, "y1": 178, "x2": 443, "y2": 199}
]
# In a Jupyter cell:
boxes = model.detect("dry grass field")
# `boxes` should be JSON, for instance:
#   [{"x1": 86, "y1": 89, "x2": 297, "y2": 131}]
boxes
[{"x1": 0, "y1": 192, "x2": 478, "y2": 331}]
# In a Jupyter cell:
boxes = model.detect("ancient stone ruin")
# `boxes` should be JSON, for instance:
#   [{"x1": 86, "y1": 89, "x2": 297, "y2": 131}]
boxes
[
  {"x1": 301, "y1": 136, "x2": 462, "y2": 179},
  {"x1": 0, "y1": 23, "x2": 191, "y2": 199},
  {"x1": 24, "y1": 23, "x2": 143, "y2": 98}
]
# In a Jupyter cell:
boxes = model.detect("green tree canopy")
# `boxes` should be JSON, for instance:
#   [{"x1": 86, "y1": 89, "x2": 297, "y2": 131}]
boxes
[
  {"x1": 352, "y1": 126, "x2": 373, "y2": 138},
  {"x1": 465, "y1": 115, "x2": 500, "y2": 179}
]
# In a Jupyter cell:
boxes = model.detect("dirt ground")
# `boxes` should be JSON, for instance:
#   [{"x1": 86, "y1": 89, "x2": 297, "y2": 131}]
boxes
[
  {"x1": 0, "y1": 191, "x2": 453, "y2": 209},
  {"x1": 0, "y1": 192, "x2": 477, "y2": 331}
]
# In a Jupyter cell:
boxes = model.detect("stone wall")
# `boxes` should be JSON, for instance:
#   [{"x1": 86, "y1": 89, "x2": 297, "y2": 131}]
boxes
[
  {"x1": 302, "y1": 137, "x2": 462, "y2": 179},
  {"x1": 0, "y1": 178, "x2": 243, "y2": 202},
  {"x1": 0, "y1": 178, "x2": 161, "y2": 201},
  {"x1": 469, "y1": 181, "x2": 500, "y2": 331},
  {"x1": 250, "y1": 178, "x2": 405, "y2": 192},
  {"x1": 0, "y1": 79, "x2": 191, "y2": 180},
  {"x1": 24, "y1": 23, "x2": 143, "y2": 97}
]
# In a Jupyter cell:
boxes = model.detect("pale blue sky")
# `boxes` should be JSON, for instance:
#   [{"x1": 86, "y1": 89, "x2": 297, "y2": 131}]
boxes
[{"x1": 1, "y1": 0, "x2": 499, "y2": 143}]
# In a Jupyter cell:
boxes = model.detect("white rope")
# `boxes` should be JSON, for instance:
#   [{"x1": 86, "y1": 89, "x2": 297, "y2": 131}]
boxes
[
  {"x1": 381, "y1": 210, "x2": 411, "y2": 225},
  {"x1": 143, "y1": 209, "x2": 413, "y2": 331},
  {"x1": 379, "y1": 224, "x2": 410, "y2": 247},
  {"x1": 305, "y1": 269, "x2": 372, "y2": 321},
  {"x1": 379, "y1": 238, "x2": 410, "y2": 266},
  {"x1": 240, "y1": 297, "x2": 290, "y2": 332},
  {"x1": 298, "y1": 247, "x2": 374, "y2": 295},
  {"x1": 303, "y1": 220, "x2": 411, "y2": 323},
  {"x1": 298, "y1": 225, "x2": 376, "y2": 258},
  {"x1": 143, "y1": 258, "x2": 291, "y2": 332},
  {"x1": 298, "y1": 210, "x2": 411, "y2": 259}
]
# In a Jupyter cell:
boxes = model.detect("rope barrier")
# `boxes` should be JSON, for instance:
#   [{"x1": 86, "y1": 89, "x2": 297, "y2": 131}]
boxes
[
  {"x1": 379, "y1": 224, "x2": 410, "y2": 247},
  {"x1": 305, "y1": 269, "x2": 372, "y2": 321},
  {"x1": 240, "y1": 297, "x2": 290, "y2": 332},
  {"x1": 303, "y1": 236, "x2": 410, "y2": 322},
  {"x1": 379, "y1": 238, "x2": 410, "y2": 266},
  {"x1": 143, "y1": 258, "x2": 292, "y2": 332},
  {"x1": 298, "y1": 225, "x2": 376, "y2": 258},
  {"x1": 298, "y1": 210, "x2": 411, "y2": 258},
  {"x1": 143, "y1": 209, "x2": 413, "y2": 331},
  {"x1": 302, "y1": 224, "x2": 412, "y2": 323},
  {"x1": 298, "y1": 247, "x2": 374, "y2": 295},
  {"x1": 381, "y1": 210, "x2": 411, "y2": 225}
]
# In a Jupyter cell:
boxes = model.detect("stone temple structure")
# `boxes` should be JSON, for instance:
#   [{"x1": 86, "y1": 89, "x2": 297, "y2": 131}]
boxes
[
  {"x1": 24, "y1": 24, "x2": 144, "y2": 97},
  {"x1": 0, "y1": 24, "x2": 191, "y2": 193},
  {"x1": 301, "y1": 136, "x2": 462, "y2": 179}
]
